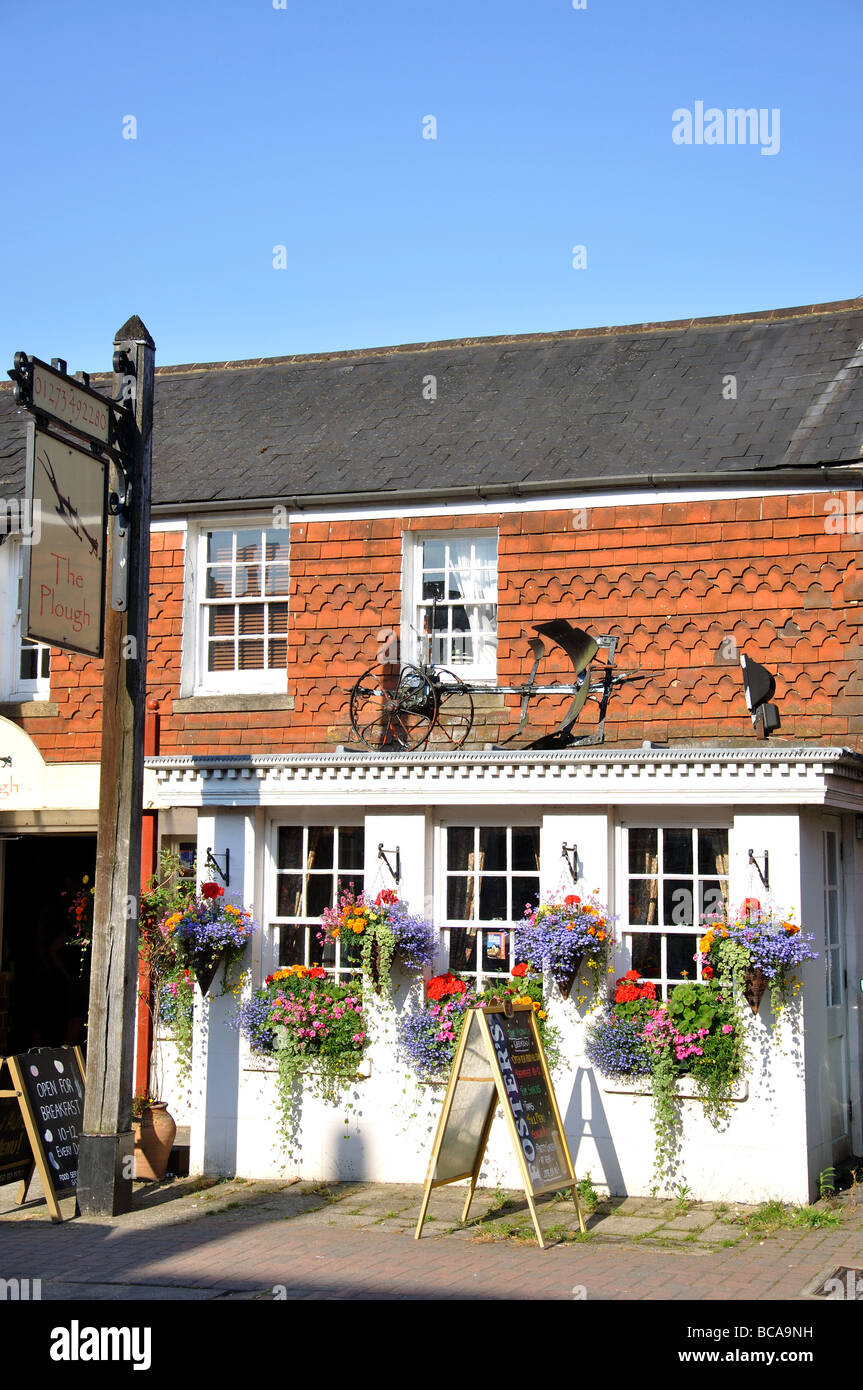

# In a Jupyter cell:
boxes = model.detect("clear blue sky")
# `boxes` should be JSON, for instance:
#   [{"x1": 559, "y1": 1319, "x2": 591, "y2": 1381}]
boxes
[{"x1": 1, "y1": 0, "x2": 859, "y2": 372}]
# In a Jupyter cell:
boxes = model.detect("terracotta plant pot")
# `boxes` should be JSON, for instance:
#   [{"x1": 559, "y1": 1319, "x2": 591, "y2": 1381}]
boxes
[
  {"x1": 743, "y1": 966, "x2": 768, "y2": 1014},
  {"x1": 555, "y1": 952, "x2": 585, "y2": 1001},
  {"x1": 133, "y1": 1102, "x2": 177, "y2": 1181}
]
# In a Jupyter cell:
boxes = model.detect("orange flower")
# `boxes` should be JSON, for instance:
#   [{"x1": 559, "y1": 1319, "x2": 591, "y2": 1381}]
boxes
[{"x1": 597, "y1": 930, "x2": 606, "y2": 942}]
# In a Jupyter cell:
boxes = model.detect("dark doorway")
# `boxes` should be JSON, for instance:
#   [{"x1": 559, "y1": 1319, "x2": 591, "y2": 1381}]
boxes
[{"x1": 1, "y1": 834, "x2": 96, "y2": 1054}]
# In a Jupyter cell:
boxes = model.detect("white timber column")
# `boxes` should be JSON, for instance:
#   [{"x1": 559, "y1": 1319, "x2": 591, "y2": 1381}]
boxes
[{"x1": 190, "y1": 807, "x2": 256, "y2": 1176}]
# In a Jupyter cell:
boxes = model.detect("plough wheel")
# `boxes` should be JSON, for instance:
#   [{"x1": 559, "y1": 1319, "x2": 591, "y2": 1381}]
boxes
[
  {"x1": 426, "y1": 670, "x2": 474, "y2": 750},
  {"x1": 349, "y1": 664, "x2": 438, "y2": 750}
]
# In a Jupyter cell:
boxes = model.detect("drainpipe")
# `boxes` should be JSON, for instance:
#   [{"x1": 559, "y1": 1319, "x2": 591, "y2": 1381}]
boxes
[{"x1": 135, "y1": 697, "x2": 161, "y2": 1098}]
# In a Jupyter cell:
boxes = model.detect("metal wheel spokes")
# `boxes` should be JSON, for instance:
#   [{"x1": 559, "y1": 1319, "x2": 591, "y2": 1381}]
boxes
[
  {"x1": 426, "y1": 670, "x2": 474, "y2": 750},
  {"x1": 350, "y1": 664, "x2": 438, "y2": 750}
]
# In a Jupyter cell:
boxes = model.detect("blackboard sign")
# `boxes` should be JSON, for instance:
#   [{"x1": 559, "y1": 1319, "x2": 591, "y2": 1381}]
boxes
[
  {"x1": 1, "y1": 1047, "x2": 85, "y2": 1221},
  {"x1": 485, "y1": 1008, "x2": 572, "y2": 1195},
  {"x1": 415, "y1": 1004, "x2": 585, "y2": 1249},
  {"x1": 0, "y1": 1061, "x2": 32, "y2": 1188}
]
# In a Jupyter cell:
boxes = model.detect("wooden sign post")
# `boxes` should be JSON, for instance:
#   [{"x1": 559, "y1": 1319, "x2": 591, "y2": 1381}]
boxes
[
  {"x1": 0, "y1": 1047, "x2": 86, "y2": 1223},
  {"x1": 415, "y1": 1004, "x2": 586, "y2": 1249},
  {"x1": 7, "y1": 319, "x2": 154, "y2": 1216},
  {"x1": 76, "y1": 318, "x2": 155, "y2": 1216}
]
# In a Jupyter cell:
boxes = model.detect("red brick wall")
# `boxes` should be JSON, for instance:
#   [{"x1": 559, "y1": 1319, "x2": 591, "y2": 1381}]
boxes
[{"x1": 11, "y1": 493, "x2": 862, "y2": 759}]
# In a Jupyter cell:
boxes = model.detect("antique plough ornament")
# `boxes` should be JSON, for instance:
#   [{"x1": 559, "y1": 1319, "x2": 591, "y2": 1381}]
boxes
[{"x1": 348, "y1": 617, "x2": 642, "y2": 752}]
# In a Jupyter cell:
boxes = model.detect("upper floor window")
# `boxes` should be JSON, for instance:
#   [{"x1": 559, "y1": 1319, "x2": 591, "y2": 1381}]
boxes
[
  {"x1": 407, "y1": 532, "x2": 497, "y2": 681},
  {"x1": 0, "y1": 540, "x2": 51, "y2": 701},
  {"x1": 193, "y1": 525, "x2": 289, "y2": 693},
  {"x1": 623, "y1": 825, "x2": 729, "y2": 999}
]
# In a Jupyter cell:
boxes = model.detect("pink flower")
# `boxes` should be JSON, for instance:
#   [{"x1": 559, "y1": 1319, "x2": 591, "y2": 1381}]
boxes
[{"x1": 722, "y1": 1024, "x2": 733, "y2": 1034}]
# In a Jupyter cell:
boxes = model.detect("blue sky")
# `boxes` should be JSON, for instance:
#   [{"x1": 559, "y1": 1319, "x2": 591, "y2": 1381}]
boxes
[{"x1": 1, "y1": 0, "x2": 859, "y2": 371}]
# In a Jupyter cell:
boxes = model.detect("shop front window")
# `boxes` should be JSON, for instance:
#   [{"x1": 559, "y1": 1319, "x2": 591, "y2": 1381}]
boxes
[
  {"x1": 624, "y1": 825, "x2": 729, "y2": 998},
  {"x1": 272, "y1": 824, "x2": 364, "y2": 979},
  {"x1": 440, "y1": 823, "x2": 540, "y2": 988}
]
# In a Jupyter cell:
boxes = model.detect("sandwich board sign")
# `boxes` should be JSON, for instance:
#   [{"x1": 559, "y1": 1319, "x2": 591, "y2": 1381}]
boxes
[
  {"x1": 0, "y1": 1046, "x2": 85, "y2": 1223},
  {"x1": 414, "y1": 1003, "x2": 585, "y2": 1248}
]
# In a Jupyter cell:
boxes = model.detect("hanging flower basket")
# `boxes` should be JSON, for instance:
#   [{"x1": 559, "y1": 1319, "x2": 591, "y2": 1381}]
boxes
[
  {"x1": 742, "y1": 966, "x2": 768, "y2": 1014},
  {"x1": 697, "y1": 902, "x2": 817, "y2": 1018},
  {"x1": 554, "y1": 952, "x2": 585, "y2": 1000},
  {"x1": 191, "y1": 949, "x2": 226, "y2": 998},
  {"x1": 319, "y1": 889, "x2": 435, "y2": 995},
  {"x1": 160, "y1": 883, "x2": 258, "y2": 997},
  {"x1": 514, "y1": 893, "x2": 613, "y2": 1004}
]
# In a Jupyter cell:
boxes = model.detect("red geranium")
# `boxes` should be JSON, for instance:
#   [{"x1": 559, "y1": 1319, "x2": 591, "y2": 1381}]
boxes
[
  {"x1": 614, "y1": 971, "x2": 657, "y2": 1004},
  {"x1": 511, "y1": 962, "x2": 529, "y2": 978},
  {"x1": 308, "y1": 967, "x2": 327, "y2": 979},
  {"x1": 702, "y1": 964, "x2": 714, "y2": 979},
  {"x1": 564, "y1": 894, "x2": 581, "y2": 907},
  {"x1": 375, "y1": 889, "x2": 398, "y2": 908},
  {"x1": 201, "y1": 881, "x2": 225, "y2": 900},
  {"x1": 426, "y1": 973, "x2": 467, "y2": 1001}
]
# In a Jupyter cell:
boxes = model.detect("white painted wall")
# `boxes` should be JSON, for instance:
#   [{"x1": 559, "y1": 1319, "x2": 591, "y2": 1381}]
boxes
[{"x1": 188, "y1": 800, "x2": 847, "y2": 1203}]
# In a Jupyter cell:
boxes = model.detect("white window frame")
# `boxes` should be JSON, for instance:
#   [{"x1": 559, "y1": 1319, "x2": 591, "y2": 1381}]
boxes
[
  {"x1": 187, "y1": 519, "x2": 289, "y2": 696},
  {"x1": 267, "y1": 818, "x2": 366, "y2": 982},
  {"x1": 0, "y1": 539, "x2": 51, "y2": 701},
  {"x1": 435, "y1": 816, "x2": 541, "y2": 989},
  {"x1": 617, "y1": 817, "x2": 731, "y2": 1000},
  {"x1": 402, "y1": 529, "x2": 498, "y2": 683}
]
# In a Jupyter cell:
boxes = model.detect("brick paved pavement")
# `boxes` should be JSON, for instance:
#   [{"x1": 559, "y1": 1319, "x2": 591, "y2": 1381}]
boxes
[{"x1": 2, "y1": 1172, "x2": 862, "y2": 1306}]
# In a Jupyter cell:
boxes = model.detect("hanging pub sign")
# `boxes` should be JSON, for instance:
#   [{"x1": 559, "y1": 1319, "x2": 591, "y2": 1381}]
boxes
[
  {"x1": 0, "y1": 1047, "x2": 85, "y2": 1223},
  {"x1": 23, "y1": 423, "x2": 107, "y2": 657},
  {"x1": 414, "y1": 1003, "x2": 585, "y2": 1249}
]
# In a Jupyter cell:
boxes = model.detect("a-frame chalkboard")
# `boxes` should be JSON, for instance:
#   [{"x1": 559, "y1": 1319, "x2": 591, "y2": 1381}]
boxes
[
  {"x1": 414, "y1": 1003, "x2": 585, "y2": 1249},
  {"x1": 0, "y1": 1046, "x2": 85, "y2": 1223}
]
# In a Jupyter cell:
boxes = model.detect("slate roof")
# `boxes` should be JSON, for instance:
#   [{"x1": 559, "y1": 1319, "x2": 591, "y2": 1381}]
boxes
[{"x1": 2, "y1": 299, "x2": 862, "y2": 507}]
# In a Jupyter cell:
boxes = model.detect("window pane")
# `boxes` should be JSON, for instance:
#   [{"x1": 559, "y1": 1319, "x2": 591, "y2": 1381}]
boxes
[
  {"x1": 631, "y1": 933, "x2": 661, "y2": 978},
  {"x1": 278, "y1": 924, "x2": 305, "y2": 967},
  {"x1": 447, "y1": 827, "x2": 473, "y2": 872},
  {"x1": 306, "y1": 876, "x2": 333, "y2": 918},
  {"x1": 238, "y1": 639, "x2": 265, "y2": 669},
  {"x1": 698, "y1": 829, "x2": 729, "y2": 876},
  {"x1": 511, "y1": 877, "x2": 539, "y2": 918},
  {"x1": 482, "y1": 929, "x2": 509, "y2": 972},
  {"x1": 664, "y1": 879, "x2": 694, "y2": 926},
  {"x1": 629, "y1": 829, "x2": 657, "y2": 875},
  {"x1": 278, "y1": 826, "x2": 302, "y2": 869},
  {"x1": 629, "y1": 878, "x2": 658, "y2": 925},
  {"x1": 479, "y1": 826, "x2": 506, "y2": 871},
  {"x1": 422, "y1": 540, "x2": 446, "y2": 571},
  {"x1": 265, "y1": 565, "x2": 291, "y2": 596},
  {"x1": 663, "y1": 829, "x2": 693, "y2": 875},
  {"x1": 667, "y1": 935, "x2": 700, "y2": 981},
  {"x1": 265, "y1": 533, "x2": 289, "y2": 563},
  {"x1": 234, "y1": 530, "x2": 262, "y2": 563},
  {"x1": 207, "y1": 532, "x2": 234, "y2": 564},
  {"x1": 339, "y1": 827, "x2": 364, "y2": 870},
  {"x1": 700, "y1": 880, "x2": 727, "y2": 918},
  {"x1": 208, "y1": 641, "x2": 235, "y2": 672},
  {"x1": 206, "y1": 567, "x2": 232, "y2": 599},
  {"x1": 479, "y1": 876, "x2": 507, "y2": 921},
  {"x1": 447, "y1": 876, "x2": 471, "y2": 919},
  {"x1": 277, "y1": 874, "x2": 303, "y2": 917},
  {"x1": 449, "y1": 928, "x2": 477, "y2": 973},
  {"x1": 512, "y1": 827, "x2": 540, "y2": 871},
  {"x1": 239, "y1": 606, "x2": 265, "y2": 634},
  {"x1": 307, "y1": 827, "x2": 333, "y2": 869}
]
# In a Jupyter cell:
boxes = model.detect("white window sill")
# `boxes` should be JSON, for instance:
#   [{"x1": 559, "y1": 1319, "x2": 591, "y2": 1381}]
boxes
[{"x1": 599, "y1": 1074, "x2": 749, "y2": 1102}]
